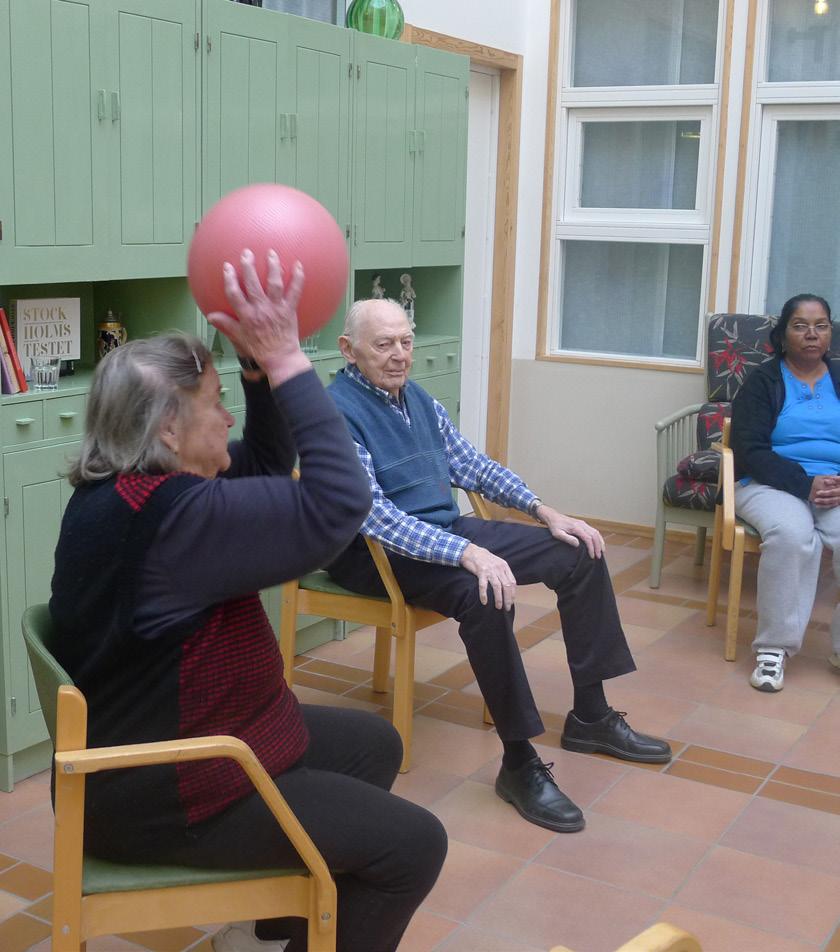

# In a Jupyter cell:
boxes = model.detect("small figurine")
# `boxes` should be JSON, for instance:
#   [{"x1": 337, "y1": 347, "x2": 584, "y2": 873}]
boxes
[
  {"x1": 371, "y1": 273, "x2": 386, "y2": 299},
  {"x1": 399, "y1": 273, "x2": 416, "y2": 321}
]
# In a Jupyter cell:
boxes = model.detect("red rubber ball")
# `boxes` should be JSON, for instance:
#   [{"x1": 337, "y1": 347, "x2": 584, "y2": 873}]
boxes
[{"x1": 187, "y1": 183, "x2": 349, "y2": 339}]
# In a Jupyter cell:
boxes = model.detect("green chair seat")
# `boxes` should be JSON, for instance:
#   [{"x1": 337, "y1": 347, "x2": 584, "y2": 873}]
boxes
[
  {"x1": 298, "y1": 570, "x2": 388, "y2": 601},
  {"x1": 82, "y1": 855, "x2": 303, "y2": 895}
]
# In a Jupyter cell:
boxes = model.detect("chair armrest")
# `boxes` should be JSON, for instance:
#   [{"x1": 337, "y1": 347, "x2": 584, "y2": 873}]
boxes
[
  {"x1": 54, "y1": 689, "x2": 335, "y2": 922},
  {"x1": 465, "y1": 489, "x2": 492, "y2": 520},
  {"x1": 654, "y1": 404, "x2": 705, "y2": 433},
  {"x1": 719, "y1": 443, "x2": 737, "y2": 549},
  {"x1": 654, "y1": 404, "x2": 704, "y2": 486},
  {"x1": 364, "y1": 536, "x2": 408, "y2": 616}
]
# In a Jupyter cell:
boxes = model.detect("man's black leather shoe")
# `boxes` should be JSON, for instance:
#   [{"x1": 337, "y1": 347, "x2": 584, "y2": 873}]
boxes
[
  {"x1": 561, "y1": 709, "x2": 672, "y2": 763},
  {"x1": 495, "y1": 757, "x2": 585, "y2": 832}
]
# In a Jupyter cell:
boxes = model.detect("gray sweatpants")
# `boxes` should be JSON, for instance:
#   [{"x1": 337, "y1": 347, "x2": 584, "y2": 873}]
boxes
[{"x1": 735, "y1": 481, "x2": 840, "y2": 657}]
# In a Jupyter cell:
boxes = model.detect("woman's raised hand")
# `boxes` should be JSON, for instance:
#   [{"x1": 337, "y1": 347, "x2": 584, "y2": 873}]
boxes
[{"x1": 207, "y1": 249, "x2": 312, "y2": 386}]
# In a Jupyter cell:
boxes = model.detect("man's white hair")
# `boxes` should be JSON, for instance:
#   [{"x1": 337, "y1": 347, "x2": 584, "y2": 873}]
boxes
[{"x1": 342, "y1": 298, "x2": 415, "y2": 345}]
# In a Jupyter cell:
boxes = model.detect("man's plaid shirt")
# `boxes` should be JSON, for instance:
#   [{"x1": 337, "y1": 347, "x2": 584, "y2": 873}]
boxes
[{"x1": 343, "y1": 364, "x2": 539, "y2": 566}]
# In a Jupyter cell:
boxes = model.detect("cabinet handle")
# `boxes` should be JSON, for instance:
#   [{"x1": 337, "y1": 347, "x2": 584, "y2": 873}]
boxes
[
  {"x1": 279, "y1": 113, "x2": 287, "y2": 141},
  {"x1": 417, "y1": 129, "x2": 426, "y2": 153},
  {"x1": 220, "y1": 387, "x2": 230, "y2": 395},
  {"x1": 111, "y1": 90, "x2": 121, "y2": 121},
  {"x1": 426, "y1": 356, "x2": 436, "y2": 365},
  {"x1": 289, "y1": 113, "x2": 297, "y2": 140},
  {"x1": 329, "y1": 370, "x2": 338, "y2": 377},
  {"x1": 15, "y1": 418, "x2": 35, "y2": 427},
  {"x1": 97, "y1": 89, "x2": 107, "y2": 121},
  {"x1": 446, "y1": 352, "x2": 457, "y2": 360},
  {"x1": 58, "y1": 412, "x2": 77, "y2": 420},
  {"x1": 408, "y1": 130, "x2": 417, "y2": 154}
]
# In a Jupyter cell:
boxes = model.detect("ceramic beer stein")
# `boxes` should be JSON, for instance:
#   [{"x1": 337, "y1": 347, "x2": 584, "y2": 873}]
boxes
[{"x1": 96, "y1": 314, "x2": 128, "y2": 360}]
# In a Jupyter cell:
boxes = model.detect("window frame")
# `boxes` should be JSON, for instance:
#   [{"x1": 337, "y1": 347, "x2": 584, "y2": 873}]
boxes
[
  {"x1": 740, "y1": 0, "x2": 840, "y2": 312},
  {"x1": 562, "y1": 106, "x2": 713, "y2": 226},
  {"x1": 539, "y1": 0, "x2": 726, "y2": 370}
]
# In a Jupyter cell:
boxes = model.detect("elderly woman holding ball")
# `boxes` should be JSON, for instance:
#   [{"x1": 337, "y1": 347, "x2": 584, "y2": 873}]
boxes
[{"x1": 49, "y1": 250, "x2": 447, "y2": 952}]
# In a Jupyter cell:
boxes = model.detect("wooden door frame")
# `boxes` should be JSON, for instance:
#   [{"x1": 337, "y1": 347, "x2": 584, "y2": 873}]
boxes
[{"x1": 403, "y1": 25, "x2": 522, "y2": 464}]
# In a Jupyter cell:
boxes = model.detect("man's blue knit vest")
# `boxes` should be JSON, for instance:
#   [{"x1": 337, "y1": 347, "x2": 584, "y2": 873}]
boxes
[{"x1": 329, "y1": 370, "x2": 460, "y2": 527}]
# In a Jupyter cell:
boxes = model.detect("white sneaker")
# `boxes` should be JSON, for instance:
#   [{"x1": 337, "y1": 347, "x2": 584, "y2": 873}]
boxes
[
  {"x1": 212, "y1": 922, "x2": 289, "y2": 952},
  {"x1": 750, "y1": 650, "x2": 786, "y2": 692}
]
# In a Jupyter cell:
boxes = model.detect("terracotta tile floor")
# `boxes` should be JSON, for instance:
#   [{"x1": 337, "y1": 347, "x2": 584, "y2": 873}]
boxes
[{"x1": 2, "y1": 533, "x2": 840, "y2": 951}]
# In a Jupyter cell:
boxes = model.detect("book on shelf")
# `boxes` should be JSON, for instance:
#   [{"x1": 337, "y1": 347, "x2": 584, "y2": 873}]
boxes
[
  {"x1": 11, "y1": 297, "x2": 80, "y2": 378},
  {"x1": 0, "y1": 307, "x2": 27, "y2": 393},
  {"x1": 0, "y1": 345, "x2": 20, "y2": 395}
]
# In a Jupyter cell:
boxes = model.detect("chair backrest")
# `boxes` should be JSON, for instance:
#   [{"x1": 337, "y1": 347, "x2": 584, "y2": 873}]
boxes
[
  {"x1": 21, "y1": 603, "x2": 73, "y2": 745},
  {"x1": 706, "y1": 313, "x2": 776, "y2": 402}
]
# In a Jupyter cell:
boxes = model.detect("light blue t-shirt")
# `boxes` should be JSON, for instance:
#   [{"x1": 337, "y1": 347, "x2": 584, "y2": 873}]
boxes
[{"x1": 770, "y1": 362, "x2": 840, "y2": 476}]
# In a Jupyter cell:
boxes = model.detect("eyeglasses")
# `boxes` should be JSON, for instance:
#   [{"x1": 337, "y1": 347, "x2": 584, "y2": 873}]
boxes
[{"x1": 788, "y1": 322, "x2": 832, "y2": 334}]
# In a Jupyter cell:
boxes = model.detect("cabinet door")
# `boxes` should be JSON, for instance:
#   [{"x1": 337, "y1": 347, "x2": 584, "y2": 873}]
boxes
[
  {"x1": 412, "y1": 47, "x2": 469, "y2": 267},
  {"x1": 103, "y1": 0, "x2": 198, "y2": 278},
  {"x1": 203, "y1": 0, "x2": 290, "y2": 211},
  {"x1": 2, "y1": 443, "x2": 78, "y2": 754},
  {"x1": 285, "y1": 17, "x2": 351, "y2": 233},
  {"x1": 0, "y1": 0, "x2": 107, "y2": 284},
  {"x1": 351, "y1": 32, "x2": 415, "y2": 271}
]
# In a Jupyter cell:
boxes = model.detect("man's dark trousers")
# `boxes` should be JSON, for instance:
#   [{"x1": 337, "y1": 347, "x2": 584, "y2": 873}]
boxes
[{"x1": 328, "y1": 517, "x2": 636, "y2": 741}]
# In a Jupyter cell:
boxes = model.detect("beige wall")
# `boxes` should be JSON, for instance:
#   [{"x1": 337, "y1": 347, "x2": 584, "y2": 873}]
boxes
[{"x1": 508, "y1": 359, "x2": 707, "y2": 527}]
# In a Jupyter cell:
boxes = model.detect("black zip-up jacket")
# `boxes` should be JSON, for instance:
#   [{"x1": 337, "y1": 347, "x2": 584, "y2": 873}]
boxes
[{"x1": 731, "y1": 355, "x2": 840, "y2": 500}]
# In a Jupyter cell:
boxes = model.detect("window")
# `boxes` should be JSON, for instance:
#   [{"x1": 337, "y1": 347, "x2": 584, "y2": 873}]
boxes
[
  {"x1": 572, "y1": 0, "x2": 719, "y2": 87},
  {"x1": 743, "y1": 0, "x2": 840, "y2": 315},
  {"x1": 766, "y1": 0, "x2": 840, "y2": 82},
  {"x1": 545, "y1": 0, "x2": 724, "y2": 366}
]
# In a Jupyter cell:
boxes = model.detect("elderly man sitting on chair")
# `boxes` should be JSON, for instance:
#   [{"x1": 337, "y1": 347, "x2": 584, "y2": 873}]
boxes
[{"x1": 326, "y1": 298, "x2": 671, "y2": 833}]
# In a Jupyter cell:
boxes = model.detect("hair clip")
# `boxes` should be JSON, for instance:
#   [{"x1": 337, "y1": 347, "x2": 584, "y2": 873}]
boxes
[{"x1": 191, "y1": 349, "x2": 203, "y2": 374}]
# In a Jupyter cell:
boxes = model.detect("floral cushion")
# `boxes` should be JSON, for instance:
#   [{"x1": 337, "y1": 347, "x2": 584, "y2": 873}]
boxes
[
  {"x1": 662, "y1": 475, "x2": 717, "y2": 511},
  {"x1": 696, "y1": 401, "x2": 732, "y2": 450},
  {"x1": 677, "y1": 450, "x2": 720, "y2": 482},
  {"x1": 706, "y1": 313, "x2": 775, "y2": 402}
]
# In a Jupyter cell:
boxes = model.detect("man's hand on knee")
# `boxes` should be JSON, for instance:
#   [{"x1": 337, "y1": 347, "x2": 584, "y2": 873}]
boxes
[
  {"x1": 460, "y1": 543, "x2": 517, "y2": 610},
  {"x1": 534, "y1": 505, "x2": 605, "y2": 559}
]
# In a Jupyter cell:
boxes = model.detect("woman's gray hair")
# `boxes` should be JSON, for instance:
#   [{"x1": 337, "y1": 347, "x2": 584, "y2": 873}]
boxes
[
  {"x1": 342, "y1": 298, "x2": 414, "y2": 345},
  {"x1": 67, "y1": 333, "x2": 212, "y2": 487}
]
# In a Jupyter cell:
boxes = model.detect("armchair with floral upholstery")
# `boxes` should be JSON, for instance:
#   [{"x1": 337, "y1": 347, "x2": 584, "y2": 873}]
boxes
[{"x1": 650, "y1": 313, "x2": 776, "y2": 587}]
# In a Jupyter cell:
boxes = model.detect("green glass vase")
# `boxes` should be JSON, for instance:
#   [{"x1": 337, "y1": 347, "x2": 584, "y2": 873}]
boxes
[{"x1": 345, "y1": 0, "x2": 405, "y2": 40}]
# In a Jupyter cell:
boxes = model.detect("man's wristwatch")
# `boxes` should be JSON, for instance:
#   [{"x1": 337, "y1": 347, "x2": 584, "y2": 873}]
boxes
[
  {"x1": 237, "y1": 354, "x2": 261, "y2": 372},
  {"x1": 528, "y1": 497, "x2": 543, "y2": 521}
]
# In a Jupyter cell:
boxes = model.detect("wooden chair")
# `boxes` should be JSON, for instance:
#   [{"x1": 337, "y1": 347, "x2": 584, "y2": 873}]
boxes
[
  {"x1": 279, "y1": 491, "x2": 494, "y2": 773},
  {"x1": 21, "y1": 603, "x2": 337, "y2": 952},
  {"x1": 551, "y1": 921, "x2": 702, "y2": 952},
  {"x1": 705, "y1": 418, "x2": 761, "y2": 660}
]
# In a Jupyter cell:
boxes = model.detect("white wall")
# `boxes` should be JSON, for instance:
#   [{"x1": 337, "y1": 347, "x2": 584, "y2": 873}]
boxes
[{"x1": 378, "y1": 1, "x2": 707, "y2": 528}]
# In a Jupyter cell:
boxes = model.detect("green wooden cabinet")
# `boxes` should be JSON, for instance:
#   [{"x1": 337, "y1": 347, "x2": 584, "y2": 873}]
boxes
[
  {"x1": 202, "y1": 0, "x2": 289, "y2": 208},
  {"x1": 0, "y1": 438, "x2": 80, "y2": 788},
  {"x1": 0, "y1": 0, "x2": 198, "y2": 286},
  {"x1": 352, "y1": 34, "x2": 468, "y2": 270},
  {"x1": 412, "y1": 47, "x2": 469, "y2": 267},
  {"x1": 0, "y1": 2, "x2": 467, "y2": 789},
  {"x1": 102, "y1": 0, "x2": 200, "y2": 279},
  {"x1": 284, "y1": 17, "x2": 352, "y2": 231},
  {"x1": 351, "y1": 32, "x2": 416, "y2": 270},
  {"x1": 0, "y1": 0, "x2": 105, "y2": 283}
]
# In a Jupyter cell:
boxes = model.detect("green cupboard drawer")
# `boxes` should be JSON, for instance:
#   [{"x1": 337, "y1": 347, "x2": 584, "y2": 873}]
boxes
[
  {"x1": 420, "y1": 373, "x2": 460, "y2": 404},
  {"x1": 44, "y1": 395, "x2": 86, "y2": 440},
  {"x1": 413, "y1": 341, "x2": 460, "y2": 378},
  {"x1": 2, "y1": 402, "x2": 45, "y2": 446}
]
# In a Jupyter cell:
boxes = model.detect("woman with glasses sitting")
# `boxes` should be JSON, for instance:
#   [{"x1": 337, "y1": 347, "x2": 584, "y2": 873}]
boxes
[{"x1": 732, "y1": 292, "x2": 840, "y2": 691}]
